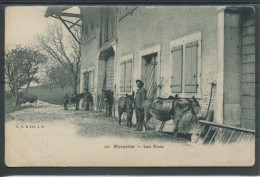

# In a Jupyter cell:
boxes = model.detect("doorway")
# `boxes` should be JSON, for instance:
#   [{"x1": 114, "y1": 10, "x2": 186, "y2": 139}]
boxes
[
  {"x1": 105, "y1": 55, "x2": 115, "y2": 91},
  {"x1": 141, "y1": 53, "x2": 158, "y2": 99}
]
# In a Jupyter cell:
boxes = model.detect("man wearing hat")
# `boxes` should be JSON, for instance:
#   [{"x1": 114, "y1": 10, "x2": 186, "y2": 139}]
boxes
[{"x1": 135, "y1": 79, "x2": 147, "y2": 131}]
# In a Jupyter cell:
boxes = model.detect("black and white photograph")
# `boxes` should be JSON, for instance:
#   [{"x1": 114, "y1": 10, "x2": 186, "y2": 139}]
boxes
[{"x1": 4, "y1": 5, "x2": 256, "y2": 167}]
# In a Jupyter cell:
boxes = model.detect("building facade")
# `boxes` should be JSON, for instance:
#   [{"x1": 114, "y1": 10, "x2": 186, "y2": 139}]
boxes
[{"x1": 79, "y1": 6, "x2": 255, "y2": 131}]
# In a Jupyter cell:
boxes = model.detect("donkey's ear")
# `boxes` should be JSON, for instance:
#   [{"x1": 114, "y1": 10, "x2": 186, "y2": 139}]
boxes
[
  {"x1": 126, "y1": 93, "x2": 129, "y2": 97},
  {"x1": 132, "y1": 91, "x2": 135, "y2": 97},
  {"x1": 192, "y1": 96, "x2": 196, "y2": 100}
]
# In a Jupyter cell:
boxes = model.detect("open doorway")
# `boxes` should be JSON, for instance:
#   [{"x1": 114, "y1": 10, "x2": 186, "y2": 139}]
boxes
[
  {"x1": 141, "y1": 53, "x2": 158, "y2": 99},
  {"x1": 97, "y1": 47, "x2": 115, "y2": 110}
]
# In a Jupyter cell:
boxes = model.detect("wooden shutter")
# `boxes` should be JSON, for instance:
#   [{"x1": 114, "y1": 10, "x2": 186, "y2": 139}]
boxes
[
  {"x1": 120, "y1": 61, "x2": 126, "y2": 92},
  {"x1": 185, "y1": 41, "x2": 198, "y2": 93},
  {"x1": 171, "y1": 46, "x2": 183, "y2": 93},
  {"x1": 105, "y1": 56, "x2": 115, "y2": 90},
  {"x1": 125, "y1": 59, "x2": 132, "y2": 92},
  {"x1": 91, "y1": 71, "x2": 95, "y2": 92},
  {"x1": 88, "y1": 71, "x2": 92, "y2": 92},
  {"x1": 83, "y1": 72, "x2": 89, "y2": 92}
]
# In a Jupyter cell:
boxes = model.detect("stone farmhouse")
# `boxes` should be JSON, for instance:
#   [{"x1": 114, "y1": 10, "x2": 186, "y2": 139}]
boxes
[{"x1": 45, "y1": 6, "x2": 256, "y2": 131}]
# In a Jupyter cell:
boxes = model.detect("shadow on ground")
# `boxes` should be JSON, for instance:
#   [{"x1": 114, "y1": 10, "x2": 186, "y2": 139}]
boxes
[{"x1": 73, "y1": 110, "x2": 188, "y2": 144}]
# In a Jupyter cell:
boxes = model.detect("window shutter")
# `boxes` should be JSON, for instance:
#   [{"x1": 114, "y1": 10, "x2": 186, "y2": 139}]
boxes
[
  {"x1": 171, "y1": 46, "x2": 183, "y2": 93},
  {"x1": 120, "y1": 62, "x2": 125, "y2": 92},
  {"x1": 185, "y1": 41, "x2": 198, "y2": 93},
  {"x1": 91, "y1": 71, "x2": 95, "y2": 92},
  {"x1": 88, "y1": 71, "x2": 92, "y2": 92},
  {"x1": 125, "y1": 59, "x2": 132, "y2": 92},
  {"x1": 83, "y1": 72, "x2": 89, "y2": 92}
]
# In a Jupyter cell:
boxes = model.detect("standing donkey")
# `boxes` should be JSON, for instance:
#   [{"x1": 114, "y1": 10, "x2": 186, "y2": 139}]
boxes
[
  {"x1": 64, "y1": 92, "x2": 93, "y2": 110},
  {"x1": 142, "y1": 95, "x2": 201, "y2": 138},
  {"x1": 118, "y1": 91, "x2": 135, "y2": 126},
  {"x1": 102, "y1": 89, "x2": 114, "y2": 117}
]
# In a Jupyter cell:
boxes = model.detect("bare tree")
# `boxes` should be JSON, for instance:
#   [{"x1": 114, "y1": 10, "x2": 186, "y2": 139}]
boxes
[
  {"x1": 46, "y1": 64, "x2": 71, "y2": 95},
  {"x1": 40, "y1": 72, "x2": 54, "y2": 93},
  {"x1": 5, "y1": 46, "x2": 47, "y2": 106},
  {"x1": 37, "y1": 24, "x2": 81, "y2": 95}
]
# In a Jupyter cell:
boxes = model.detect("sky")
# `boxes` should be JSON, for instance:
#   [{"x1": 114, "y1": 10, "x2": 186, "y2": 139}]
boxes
[
  {"x1": 5, "y1": 6, "x2": 80, "y2": 87},
  {"x1": 5, "y1": 6, "x2": 80, "y2": 50}
]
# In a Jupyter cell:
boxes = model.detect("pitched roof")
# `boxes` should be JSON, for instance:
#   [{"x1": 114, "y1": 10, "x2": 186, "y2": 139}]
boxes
[{"x1": 44, "y1": 6, "x2": 72, "y2": 17}]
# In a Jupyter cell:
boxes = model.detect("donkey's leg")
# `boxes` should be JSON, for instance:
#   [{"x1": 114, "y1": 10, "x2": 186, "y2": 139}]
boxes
[
  {"x1": 130, "y1": 112, "x2": 133, "y2": 127},
  {"x1": 142, "y1": 111, "x2": 147, "y2": 136},
  {"x1": 64, "y1": 103, "x2": 68, "y2": 110},
  {"x1": 173, "y1": 114, "x2": 183, "y2": 138},
  {"x1": 126, "y1": 114, "x2": 129, "y2": 126},
  {"x1": 143, "y1": 112, "x2": 152, "y2": 136},
  {"x1": 64, "y1": 99, "x2": 68, "y2": 110},
  {"x1": 75, "y1": 101, "x2": 79, "y2": 110},
  {"x1": 118, "y1": 111, "x2": 122, "y2": 125},
  {"x1": 105, "y1": 103, "x2": 108, "y2": 117},
  {"x1": 85, "y1": 100, "x2": 90, "y2": 111},
  {"x1": 109, "y1": 104, "x2": 112, "y2": 116},
  {"x1": 173, "y1": 118, "x2": 179, "y2": 138}
]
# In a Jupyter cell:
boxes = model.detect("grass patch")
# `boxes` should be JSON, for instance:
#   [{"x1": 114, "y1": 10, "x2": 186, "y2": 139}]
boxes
[{"x1": 5, "y1": 98, "x2": 34, "y2": 115}]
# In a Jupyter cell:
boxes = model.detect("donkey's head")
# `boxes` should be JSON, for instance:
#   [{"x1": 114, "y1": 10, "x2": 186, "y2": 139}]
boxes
[
  {"x1": 191, "y1": 96, "x2": 201, "y2": 118},
  {"x1": 126, "y1": 91, "x2": 135, "y2": 100},
  {"x1": 102, "y1": 89, "x2": 114, "y2": 103},
  {"x1": 83, "y1": 92, "x2": 93, "y2": 104},
  {"x1": 126, "y1": 91, "x2": 135, "y2": 108}
]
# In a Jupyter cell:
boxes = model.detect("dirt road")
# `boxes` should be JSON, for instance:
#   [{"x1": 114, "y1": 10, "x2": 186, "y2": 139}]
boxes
[
  {"x1": 5, "y1": 101, "x2": 255, "y2": 167},
  {"x1": 6, "y1": 101, "x2": 187, "y2": 142}
]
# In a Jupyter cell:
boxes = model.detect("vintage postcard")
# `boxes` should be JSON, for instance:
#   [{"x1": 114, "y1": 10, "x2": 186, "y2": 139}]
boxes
[{"x1": 4, "y1": 5, "x2": 255, "y2": 167}]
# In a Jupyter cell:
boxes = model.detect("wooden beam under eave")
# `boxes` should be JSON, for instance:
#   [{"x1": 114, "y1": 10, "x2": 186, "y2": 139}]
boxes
[
  {"x1": 58, "y1": 16, "x2": 81, "y2": 45},
  {"x1": 59, "y1": 12, "x2": 81, "y2": 18},
  {"x1": 69, "y1": 19, "x2": 81, "y2": 29},
  {"x1": 51, "y1": 15, "x2": 82, "y2": 27}
]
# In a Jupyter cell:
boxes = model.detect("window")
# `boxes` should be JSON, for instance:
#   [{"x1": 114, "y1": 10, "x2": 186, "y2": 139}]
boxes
[
  {"x1": 88, "y1": 70, "x2": 95, "y2": 92},
  {"x1": 83, "y1": 70, "x2": 95, "y2": 92},
  {"x1": 120, "y1": 55, "x2": 133, "y2": 92},
  {"x1": 170, "y1": 32, "x2": 201, "y2": 97},
  {"x1": 82, "y1": 18, "x2": 96, "y2": 44},
  {"x1": 101, "y1": 8, "x2": 115, "y2": 46},
  {"x1": 83, "y1": 72, "x2": 89, "y2": 92}
]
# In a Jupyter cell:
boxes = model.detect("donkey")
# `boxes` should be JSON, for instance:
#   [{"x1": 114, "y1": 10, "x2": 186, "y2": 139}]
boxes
[
  {"x1": 64, "y1": 92, "x2": 93, "y2": 110},
  {"x1": 118, "y1": 91, "x2": 135, "y2": 126},
  {"x1": 83, "y1": 92, "x2": 94, "y2": 111},
  {"x1": 102, "y1": 89, "x2": 114, "y2": 117},
  {"x1": 142, "y1": 95, "x2": 201, "y2": 138}
]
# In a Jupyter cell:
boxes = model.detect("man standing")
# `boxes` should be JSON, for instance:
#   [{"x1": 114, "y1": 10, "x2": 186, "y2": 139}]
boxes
[{"x1": 135, "y1": 79, "x2": 147, "y2": 131}]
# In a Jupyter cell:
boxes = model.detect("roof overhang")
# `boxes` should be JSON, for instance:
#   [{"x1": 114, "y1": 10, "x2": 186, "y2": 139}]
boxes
[
  {"x1": 44, "y1": 6, "x2": 82, "y2": 44},
  {"x1": 45, "y1": 6, "x2": 81, "y2": 18}
]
